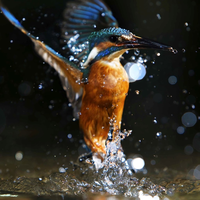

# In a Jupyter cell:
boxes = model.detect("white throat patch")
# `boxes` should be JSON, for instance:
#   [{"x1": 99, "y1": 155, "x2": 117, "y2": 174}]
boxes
[{"x1": 83, "y1": 47, "x2": 99, "y2": 68}]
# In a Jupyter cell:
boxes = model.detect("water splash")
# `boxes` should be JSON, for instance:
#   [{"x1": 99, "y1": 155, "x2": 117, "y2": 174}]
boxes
[{"x1": 69, "y1": 128, "x2": 166, "y2": 198}]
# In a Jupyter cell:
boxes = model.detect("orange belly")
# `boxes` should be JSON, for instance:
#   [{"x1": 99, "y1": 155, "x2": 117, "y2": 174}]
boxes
[{"x1": 79, "y1": 59, "x2": 129, "y2": 155}]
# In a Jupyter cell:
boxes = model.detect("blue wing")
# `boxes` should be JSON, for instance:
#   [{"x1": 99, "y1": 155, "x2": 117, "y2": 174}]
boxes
[
  {"x1": 1, "y1": 0, "x2": 118, "y2": 118},
  {"x1": 61, "y1": 0, "x2": 118, "y2": 68},
  {"x1": 0, "y1": 4, "x2": 83, "y2": 118}
]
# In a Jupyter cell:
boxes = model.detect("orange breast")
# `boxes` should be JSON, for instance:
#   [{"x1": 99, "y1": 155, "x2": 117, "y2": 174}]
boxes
[{"x1": 79, "y1": 59, "x2": 129, "y2": 155}]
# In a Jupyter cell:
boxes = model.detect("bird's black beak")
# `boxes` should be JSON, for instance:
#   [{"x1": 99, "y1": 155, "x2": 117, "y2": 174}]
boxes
[{"x1": 119, "y1": 34, "x2": 175, "y2": 52}]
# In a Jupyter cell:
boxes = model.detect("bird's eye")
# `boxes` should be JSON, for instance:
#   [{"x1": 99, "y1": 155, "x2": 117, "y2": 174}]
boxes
[{"x1": 109, "y1": 35, "x2": 119, "y2": 43}]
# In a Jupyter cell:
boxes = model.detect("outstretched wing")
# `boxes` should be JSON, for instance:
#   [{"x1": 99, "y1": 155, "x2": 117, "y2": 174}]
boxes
[
  {"x1": 1, "y1": 0, "x2": 118, "y2": 118},
  {"x1": 61, "y1": 0, "x2": 118, "y2": 68},
  {"x1": 0, "y1": 4, "x2": 83, "y2": 118}
]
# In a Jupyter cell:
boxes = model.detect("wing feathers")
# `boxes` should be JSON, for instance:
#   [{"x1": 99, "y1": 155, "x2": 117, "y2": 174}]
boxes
[{"x1": 0, "y1": 5, "x2": 83, "y2": 118}]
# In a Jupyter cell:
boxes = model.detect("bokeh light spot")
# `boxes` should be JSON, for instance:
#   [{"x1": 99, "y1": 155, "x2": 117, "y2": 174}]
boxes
[
  {"x1": 168, "y1": 76, "x2": 177, "y2": 85},
  {"x1": 151, "y1": 160, "x2": 156, "y2": 165},
  {"x1": 181, "y1": 112, "x2": 197, "y2": 127},
  {"x1": 184, "y1": 145, "x2": 193, "y2": 155},
  {"x1": 15, "y1": 151, "x2": 23, "y2": 161},
  {"x1": 194, "y1": 165, "x2": 200, "y2": 179},
  {"x1": 131, "y1": 157, "x2": 145, "y2": 170},
  {"x1": 59, "y1": 167, "x2": 66, "y2": 173},
  {"x1": 124, "y1": 62, "x2": 146, "y2": 82},
  {"x1": 177, "y1": 126, "x2": 185, "y2": 134}
]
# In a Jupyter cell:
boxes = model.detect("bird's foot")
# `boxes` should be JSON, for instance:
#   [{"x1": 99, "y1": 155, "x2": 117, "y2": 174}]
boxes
[{"x1": 78, "y1": 152, "x2": 93, "y2": 163}]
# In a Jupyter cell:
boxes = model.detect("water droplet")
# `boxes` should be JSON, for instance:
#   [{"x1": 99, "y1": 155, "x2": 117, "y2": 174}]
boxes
[
  {"x1": 156, "y1": 52, "x2": 161, "y2": 56},
  {"x1": 186, "y1": 27, "x2": 191, "y2": 31},
  {"x1": 143, "y1": 58, "x2": 148, "y2": 63},
  {"x1": 156, "y1": 132, "x2": 162, "y2": 139},
  {"x1": 134, "y1": 49, "x2": 140, "y2": 56},
  {"x1": 184, "y1": 145, "x2": 193, "y2": 155},
  {"x1": 182, "y1": 48, "x2": 186, "y2": 53},
  {"x1": 149, "y1": 75, "x2": 153, "y2": 78},
  {"x1": 137, "y1": 57, "x2": 144, "y2": 63},
  {"x1": 151, "y1": 160, "x2": 156, "y2": 165},
  {"x1": 183, "y1": 89, "x2": 187, "y2": 94},
  {"x1": 38, "y1": 83, "x2": 43, "y2": 89},
  {"x1": 156, "y1": 1, "x2": 161, "y2": 6},
  {"x1": 153, "y1": 119, "x2": 157, "y2": 124},
  {"x1": 156, "y1": 13, "x2": 161, "y2": 20},
  {"x1": 170, "y1": 48, "x2": 178, "y2": 54},
  {"x1": 135, "y1": 90, "x2": 140, "y2": 95},
  {"x1": 181, "y1": 112, "x2": 197, "y2": 127},
  {"x1": 124, "y1": 62, "x2": 146, "y2": 82},
  {"x1": 168, "y1": 76, "x2": 177, "y2": 85},
  {"x1": 49, "y1": 105, "x2": 53, "y2": 109},
  {"x1": 67, "y1": 134, "x2": 72, "y2": 139},
  {"x1": 194, "y1": 165, "x2": 200, "y2": 179},
  {"x1": 131, "y1": 157, "x2": 145, "y2": 170},
  {"x1": 15, "y1": 151, "x2": 23, "y2": 161},
  {"x1": 130, "y1": 56, "x2": 136, "y2": 60},
  {"x1": 59, "y1": 167, "x2": 66, "y2": 173},
  {"x1": 177, "y1": 126, "x2": 185, "y2": 134}
]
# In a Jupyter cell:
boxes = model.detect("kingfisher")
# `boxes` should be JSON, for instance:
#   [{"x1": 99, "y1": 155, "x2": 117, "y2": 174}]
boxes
[{"x1": 1, "y1": 0, "x2": 173, "y2": 160}]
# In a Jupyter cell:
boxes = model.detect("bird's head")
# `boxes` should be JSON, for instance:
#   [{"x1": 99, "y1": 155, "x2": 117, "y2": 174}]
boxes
[{"x1": 83, "y1": 27, "x2": 173, "y2": 66}]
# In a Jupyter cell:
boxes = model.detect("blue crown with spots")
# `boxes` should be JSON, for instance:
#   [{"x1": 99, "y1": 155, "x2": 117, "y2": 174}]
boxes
[{"x1": 88, "y1": 27, "x2": 131, "y2": 50}]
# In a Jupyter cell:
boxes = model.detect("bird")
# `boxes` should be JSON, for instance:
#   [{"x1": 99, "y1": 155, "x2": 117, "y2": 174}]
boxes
[{"x1": 0, "y1": 0, "x2": 173, "y2": 161}]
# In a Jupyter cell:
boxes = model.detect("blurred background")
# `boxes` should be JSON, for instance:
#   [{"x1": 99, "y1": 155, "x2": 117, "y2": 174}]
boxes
[{"x1": 0, "y1": 0, "x2": 200, "y2": 179}]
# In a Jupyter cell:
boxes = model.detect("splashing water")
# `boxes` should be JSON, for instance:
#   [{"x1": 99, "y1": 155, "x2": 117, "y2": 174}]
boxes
[{"x1": 68, "y1": 128, "x2": 166, "y2": 199}]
